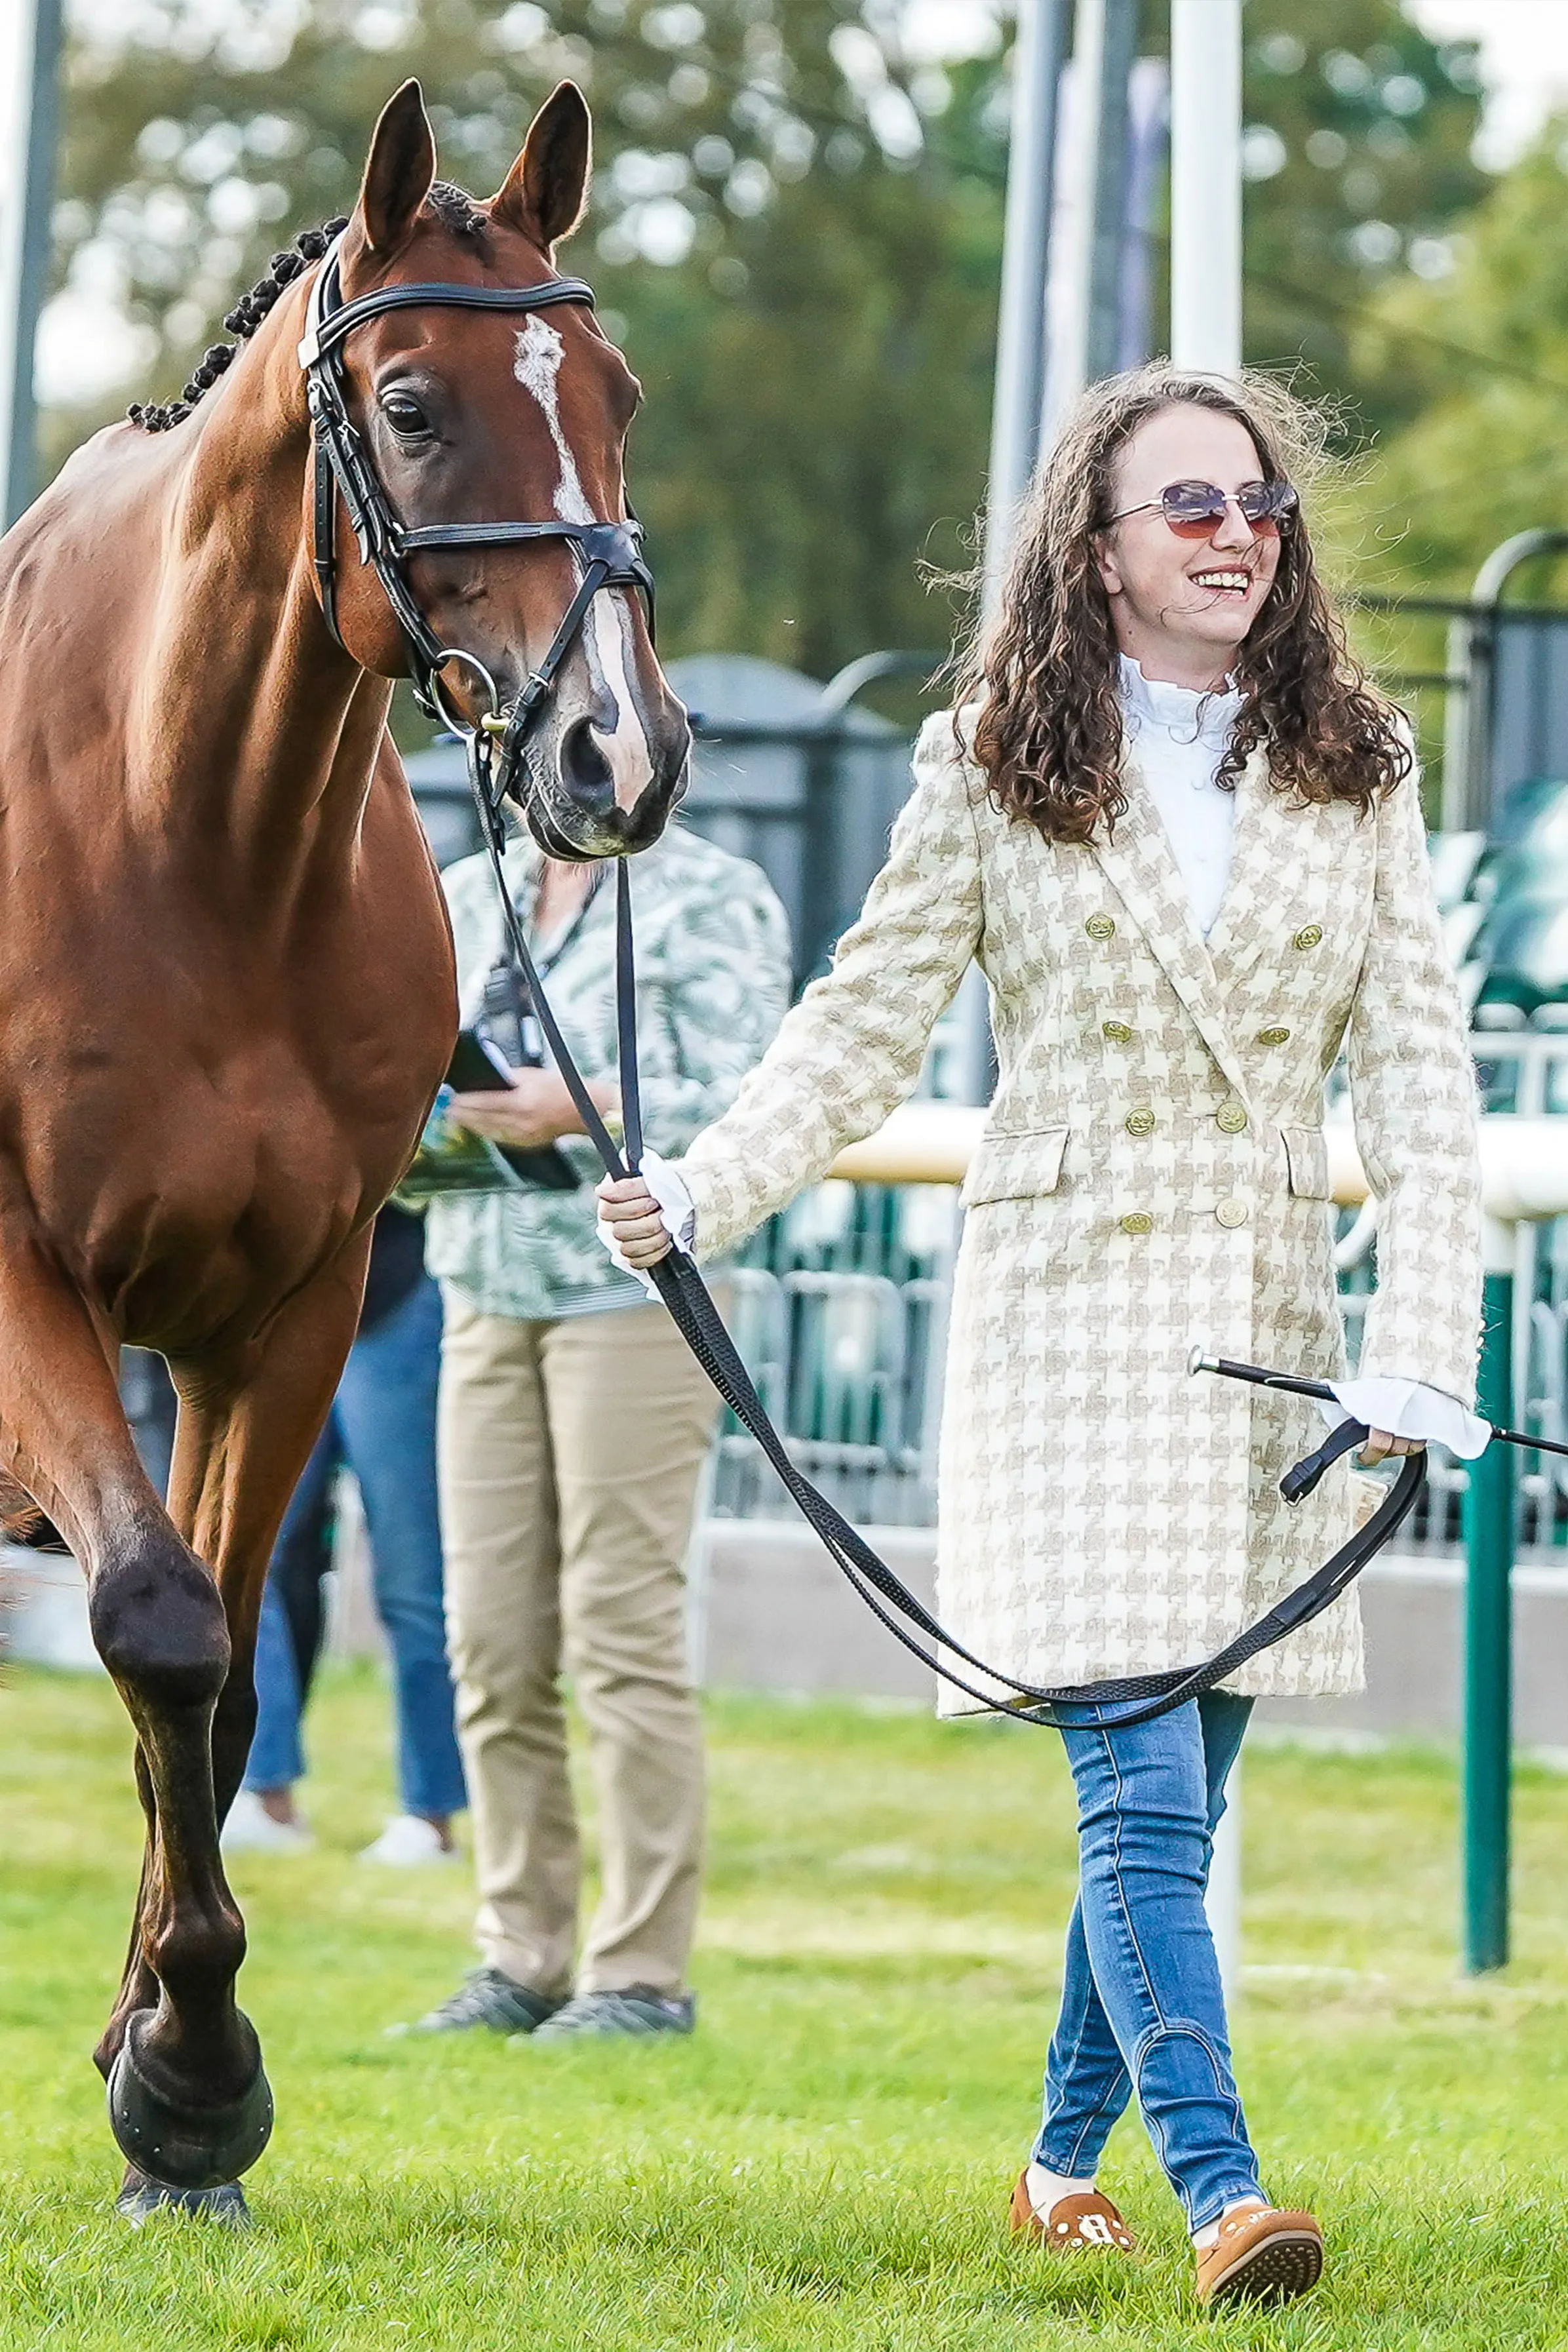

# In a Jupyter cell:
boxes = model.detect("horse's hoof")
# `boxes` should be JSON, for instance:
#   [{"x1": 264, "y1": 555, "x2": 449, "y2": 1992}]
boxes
[
  {"x1": 107, "y1": 2012, "x2": 273, "y2": 2191},
  {"x1": 115, "y1": 2165, "x2": 250, "y2": 2228}
]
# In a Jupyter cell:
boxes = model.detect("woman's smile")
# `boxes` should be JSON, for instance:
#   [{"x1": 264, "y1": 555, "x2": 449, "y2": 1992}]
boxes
[{"x1": 1188, "y1": 565, "x2": 1257, "y2": 598}]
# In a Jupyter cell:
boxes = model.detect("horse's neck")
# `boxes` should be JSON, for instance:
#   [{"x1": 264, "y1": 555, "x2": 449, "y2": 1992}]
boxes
[{"x1": 137, "y1": 311, "x2": 389, "y2": 874}]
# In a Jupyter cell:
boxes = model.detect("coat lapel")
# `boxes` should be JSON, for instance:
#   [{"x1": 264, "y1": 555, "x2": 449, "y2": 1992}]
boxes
[{"x1": 1091, "y1": 747, "x2": 1256, "y2": 1107}]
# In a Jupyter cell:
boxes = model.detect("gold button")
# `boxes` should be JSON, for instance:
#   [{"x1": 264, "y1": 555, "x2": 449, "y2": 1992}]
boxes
[
  {"x1": 1120, "y1": 1212, "x2": 1153, "y2": 1236},
  {"x1": 1292, "y1": 924, "x2": 1323, "y2": 951},
  {"x1": 1124, "y1": 1108, "x2": 1156, "y2": 1137},
  {"x1": 1086, "y1": 913, "x2": 1116, "y2": 941},
  {"x1": 1215, "y1": 1102, "x2": 1248, "y2": 1134},
  {"x1": 1102, "y1": 1020, "x2": 1134, "y2": 1044},
  {"x1": 1216, "y1": 1198, "x2": 1249, "y2": 1228},
  {"x1": 1257, "y1": 1025, "x2": 1291, "y2": 1046}
]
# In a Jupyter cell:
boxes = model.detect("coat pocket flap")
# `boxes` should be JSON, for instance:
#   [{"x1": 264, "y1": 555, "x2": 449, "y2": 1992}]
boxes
[
  {"x1": 1282, "y1": 1125, "x2": 1330, "y2": 1200},
  {"x1": 962, "y1": 1126, "x2": 1070, "y2": 1207}
]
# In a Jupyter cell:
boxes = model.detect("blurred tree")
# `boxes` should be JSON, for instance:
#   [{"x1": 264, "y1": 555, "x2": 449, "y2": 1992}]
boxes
[
  {"x1": 1350, "y1": 127, "x2": 1568, "y2": 597},
  {"x1": 1233, "y1": 0, "x2": 1486, "y2": 444},
  {"x1": 41, "y1": 0, "x2": 1493, "y2": 682},
  {"x1": 48, "y1": 0, "x2": 1008, "y2": 681}
]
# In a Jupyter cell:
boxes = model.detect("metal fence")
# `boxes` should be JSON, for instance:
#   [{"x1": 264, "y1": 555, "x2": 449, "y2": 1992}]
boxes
[
  {"x1": 1352, "y1": 556, "x2": 1568, "y2": 834},
  {"x1": 711, "y1": 1181, "x2": 958, "y2": 1527},
  {"x1": 399, "y1": 648, "x2": 942, "y2": 994}
]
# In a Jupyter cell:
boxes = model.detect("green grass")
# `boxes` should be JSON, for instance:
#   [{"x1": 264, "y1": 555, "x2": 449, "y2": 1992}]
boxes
[{"x1": 4, "y1": 1664, "x2": 1568, "y2": 2349}]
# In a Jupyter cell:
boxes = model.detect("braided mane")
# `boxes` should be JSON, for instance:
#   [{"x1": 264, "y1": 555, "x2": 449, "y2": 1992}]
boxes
[{"x1": 127, "y1": 181, "x2": 490, "y2": 435}]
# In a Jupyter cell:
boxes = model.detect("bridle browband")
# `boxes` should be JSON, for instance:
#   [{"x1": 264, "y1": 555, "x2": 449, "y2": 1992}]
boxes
[
  {"x1": 298, "y1": 235, "x2": 654, "y2": 803},
  {"x1": 300, "y1": 237, "x2": 1430, "y2": 1733}
]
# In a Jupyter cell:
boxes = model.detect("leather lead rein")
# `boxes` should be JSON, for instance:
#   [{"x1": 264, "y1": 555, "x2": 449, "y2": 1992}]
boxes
[{"x1": 462, "y1": 729, "x2": 1428, "y2": 1733}]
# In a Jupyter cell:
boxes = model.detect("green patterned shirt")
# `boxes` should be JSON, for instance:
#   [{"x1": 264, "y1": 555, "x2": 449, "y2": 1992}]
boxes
[{"x1": 424, "y1": 822, "x2": 791, "y2": 1322}]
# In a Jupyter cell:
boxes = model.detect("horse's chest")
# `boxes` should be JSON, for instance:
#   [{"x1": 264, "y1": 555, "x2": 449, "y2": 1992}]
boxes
[{"x1": 16, "y1": 1024, "x2": 439, "y2": 1346}]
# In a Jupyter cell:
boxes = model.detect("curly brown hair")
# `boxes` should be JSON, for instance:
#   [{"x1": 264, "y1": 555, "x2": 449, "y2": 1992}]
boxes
[{"x1": 956, "y1": 365, "x2": 1411, "y2": 844}]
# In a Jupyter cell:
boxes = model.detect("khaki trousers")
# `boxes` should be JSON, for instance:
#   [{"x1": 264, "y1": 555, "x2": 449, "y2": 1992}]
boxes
[{"x1": 438, "y1": 1289, "x2": 719, "y2": 1998}]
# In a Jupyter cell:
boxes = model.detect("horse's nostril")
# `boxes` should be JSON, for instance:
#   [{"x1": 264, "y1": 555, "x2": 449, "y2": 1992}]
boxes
[{"x1": 558, "y1": 716, "x2": 614, "y2": 806}]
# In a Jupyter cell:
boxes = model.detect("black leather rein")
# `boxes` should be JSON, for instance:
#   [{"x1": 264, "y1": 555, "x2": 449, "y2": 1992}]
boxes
[
  {"x1": 458, "y1": 796, "x2": 1429, "y2": 1735},
  {"x1": 298, "y1": 238, "x2": 653, "y2": 785},
  {"x1": 304, "y1": 238, "x2": 1428, "y2": 1731}
]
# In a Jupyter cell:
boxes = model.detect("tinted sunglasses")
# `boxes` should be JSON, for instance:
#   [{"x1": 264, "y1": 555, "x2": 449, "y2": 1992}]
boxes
[{"x1": 1106, "y1": 477, "x2": 1299, "y2": 539}]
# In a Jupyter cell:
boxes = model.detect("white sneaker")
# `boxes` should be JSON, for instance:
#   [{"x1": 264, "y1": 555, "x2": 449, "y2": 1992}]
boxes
[
  {"x1": 358, "y1": 1814, "x2": 460, "y2": 1867},
  {"x1": 222, "y1": 1790, "x2": 314, "y2": 1854}
]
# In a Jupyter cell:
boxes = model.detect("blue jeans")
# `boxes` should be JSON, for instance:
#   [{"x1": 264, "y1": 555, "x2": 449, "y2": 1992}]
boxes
[
  {"x1": 1034, "y1": 1693, "x2": 1259, "y2": 2231},
  {"x1": 243, "y1": 1275, "x2": 467, "y2": 1820}
]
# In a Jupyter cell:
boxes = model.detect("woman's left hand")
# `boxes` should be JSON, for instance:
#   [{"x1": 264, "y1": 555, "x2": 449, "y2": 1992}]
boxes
[{"x1": 1358, "y1": 1428, "x2": 1426, "y2": 1466}]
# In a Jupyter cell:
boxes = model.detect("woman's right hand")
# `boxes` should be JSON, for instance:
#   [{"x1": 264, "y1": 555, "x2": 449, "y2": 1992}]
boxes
[{"x1": 597, "y1": 1175, "x2": 675, "y2": 1268}]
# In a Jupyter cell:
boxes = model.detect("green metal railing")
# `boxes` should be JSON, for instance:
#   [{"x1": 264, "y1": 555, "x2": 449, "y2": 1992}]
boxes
[{"x1": 1464, "y1": 1247, "x2": 1516, "y2": 1973}]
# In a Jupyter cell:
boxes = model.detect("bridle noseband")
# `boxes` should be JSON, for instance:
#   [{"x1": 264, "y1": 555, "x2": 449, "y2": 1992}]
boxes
[{"x1": 298, "y1": 237, "x2": 655, "y2": 817}]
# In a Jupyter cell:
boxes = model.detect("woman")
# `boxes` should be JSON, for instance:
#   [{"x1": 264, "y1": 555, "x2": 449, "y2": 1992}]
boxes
[{"x1": 598, "y1": 366, "x2": 1481, "y2": 2306}]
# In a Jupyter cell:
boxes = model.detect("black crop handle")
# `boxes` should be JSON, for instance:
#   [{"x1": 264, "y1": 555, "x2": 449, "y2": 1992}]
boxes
[{"x1": 1280, "y1": 1415, "x2": 1370, "y2": 1504}]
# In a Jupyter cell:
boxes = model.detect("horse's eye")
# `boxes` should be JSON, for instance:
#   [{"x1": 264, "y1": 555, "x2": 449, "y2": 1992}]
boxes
[{"x1": 382, "y1": 393, "x2": 431, "y2": 440}]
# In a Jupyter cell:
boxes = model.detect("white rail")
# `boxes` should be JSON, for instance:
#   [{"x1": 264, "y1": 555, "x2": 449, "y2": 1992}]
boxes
[{"x1": 833, "y1": 1107, "x2": 1568, "y2": 1221}]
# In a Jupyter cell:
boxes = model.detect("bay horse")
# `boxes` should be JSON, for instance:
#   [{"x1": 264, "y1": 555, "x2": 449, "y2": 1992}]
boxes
[{"x1": 0, "y1": 77, "x2": 686, "y2": 2219}]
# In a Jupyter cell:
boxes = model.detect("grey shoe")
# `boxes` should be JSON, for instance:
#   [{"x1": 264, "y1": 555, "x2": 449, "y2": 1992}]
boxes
[
  {"x1": 528, "y1": 1985, "x2": 696, "y2": 2042},
  {"x1": 393, "y1": 1965, "x2": 562, "y2": 2037}
]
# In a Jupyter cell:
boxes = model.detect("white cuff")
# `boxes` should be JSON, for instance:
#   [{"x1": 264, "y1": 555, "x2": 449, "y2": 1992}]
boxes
[
  {"x1": 1318, "y1": 1377, "x2": 1490, "y2": 1460},
  {"x1": 595, "y1": 1147, "x2": 696, "y2": 1297},
  {"x1": 642, "y1": 1149, "x2": 697, "y2": 1251}
]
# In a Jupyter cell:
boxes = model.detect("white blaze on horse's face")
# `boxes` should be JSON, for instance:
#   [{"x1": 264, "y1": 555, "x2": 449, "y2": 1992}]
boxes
[{"x1": 513, "y1": 315, "x2": 654, "y2": 814}]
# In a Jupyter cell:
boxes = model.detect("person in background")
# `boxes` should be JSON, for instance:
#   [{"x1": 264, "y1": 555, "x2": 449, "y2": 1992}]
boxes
[
  {"x1": 224, "y1": 1204, "x2": 467, "y2": 1863},
  {"x1": 402, "y1": 818, "x2": 789, "y2": 2042}
]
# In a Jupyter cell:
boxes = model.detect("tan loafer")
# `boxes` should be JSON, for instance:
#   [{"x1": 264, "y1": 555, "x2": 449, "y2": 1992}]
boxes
[
  {"x1": 1009, "y1": 2169, "x2": 1137, "y2": 2252},
  {"x1": 1194, "y1": 2205, "x2": 1323, "y2": 2307}
]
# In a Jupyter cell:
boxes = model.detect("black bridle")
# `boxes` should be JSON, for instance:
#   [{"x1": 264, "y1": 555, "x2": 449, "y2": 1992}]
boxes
[
  {"x1": 301, "y1": 239, "x2": 1434, "y2": 1733},
  {"x1": 297, "y1": 235, "x2": 654, "y2": 826}
]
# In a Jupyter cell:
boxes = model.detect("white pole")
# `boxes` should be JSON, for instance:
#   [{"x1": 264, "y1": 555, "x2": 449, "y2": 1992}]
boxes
[
  {"x1": 1170, "y1": 0, "x2": 1245, "y2": 1996},
  {"x1": 961, "y1": 0, "x2": 1071, "y2": 1109},
  {"x1": 983, "y1": 0, "x2": 1071, "y2": 604},
  {"x1": 1046, "y1": 0, "x2": 1106, "y2": 425},
  {"x1": 1169, "y1": 0, "x2": 1242, "y2": 377},
  {"x1": 1207, "y1": 1764, "x2": 1244, "y2": 1997},
  {"x1": 1083, "y1": 0, "x2": 1139, "y2": 384}
]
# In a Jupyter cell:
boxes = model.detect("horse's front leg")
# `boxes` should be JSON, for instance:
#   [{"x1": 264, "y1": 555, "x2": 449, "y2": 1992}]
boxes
[
  {"x1": 102, "y1": 1243, "x2": 369, "y2": 2219},
  {"x1": 0, "y1": 1201, "x2": 245, "y2": 2201}
]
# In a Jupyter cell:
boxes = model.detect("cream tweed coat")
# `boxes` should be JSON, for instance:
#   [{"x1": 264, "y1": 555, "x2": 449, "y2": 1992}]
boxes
[{"x1": 678, "y1": 710, "x2": 1483, "y2": 1702}]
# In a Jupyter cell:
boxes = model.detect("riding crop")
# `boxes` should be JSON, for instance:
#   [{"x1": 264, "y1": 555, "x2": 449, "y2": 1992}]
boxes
[{"x1": 1189, "y1": 1349, "x2": 1568, "y2": 1491}]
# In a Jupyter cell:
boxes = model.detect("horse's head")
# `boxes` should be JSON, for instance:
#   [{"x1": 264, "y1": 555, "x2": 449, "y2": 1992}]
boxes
[{"x1": 320, "y1": 80, "x2": 688, "y2": 857}]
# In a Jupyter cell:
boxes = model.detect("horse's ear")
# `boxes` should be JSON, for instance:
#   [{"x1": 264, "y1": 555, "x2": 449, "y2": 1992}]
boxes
[
  {"x1": 355, "y1": 79, "x2": 437, "y2": 258},
  {"x1": 492, "y1": 82, "x2": 591, "y2": 252}
]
